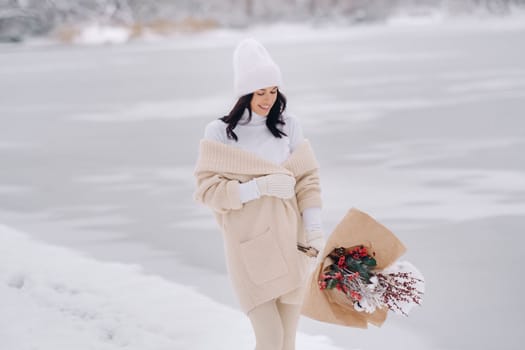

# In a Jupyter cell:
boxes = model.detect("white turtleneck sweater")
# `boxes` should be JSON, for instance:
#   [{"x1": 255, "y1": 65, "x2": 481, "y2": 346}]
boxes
[{"x1": 203, "y1": 110, "x2": 322, "y2": 233}]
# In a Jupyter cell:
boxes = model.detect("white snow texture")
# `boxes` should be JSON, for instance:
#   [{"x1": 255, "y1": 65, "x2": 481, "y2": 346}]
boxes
[{"x1": 0, "y1": 225, "x2": 342, "y2": 350}]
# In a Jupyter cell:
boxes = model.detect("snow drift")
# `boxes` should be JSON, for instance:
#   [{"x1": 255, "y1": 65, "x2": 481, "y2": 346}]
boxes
[{"x1": 0, "y1": 224, "x2": 342, "y2": 350}]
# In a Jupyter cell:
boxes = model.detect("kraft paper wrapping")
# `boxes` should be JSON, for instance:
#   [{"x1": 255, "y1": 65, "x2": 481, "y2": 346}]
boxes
[{"x1": 301, "y1": 208, "x2": 407, "y2": 328}]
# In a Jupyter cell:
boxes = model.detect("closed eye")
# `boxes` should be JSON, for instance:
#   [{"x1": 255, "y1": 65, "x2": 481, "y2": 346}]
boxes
[{"x1": 256, "y1": 88, "x2": 278, "y2": 95}]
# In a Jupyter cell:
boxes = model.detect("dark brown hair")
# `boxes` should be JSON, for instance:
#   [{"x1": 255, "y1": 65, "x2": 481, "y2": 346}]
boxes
[{"x1": 219, "y1": 91, "x2": 288, "y2": 141}]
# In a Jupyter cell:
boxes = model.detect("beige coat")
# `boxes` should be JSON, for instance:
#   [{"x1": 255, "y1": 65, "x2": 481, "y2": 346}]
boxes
[{"x1": 193, "y1": 138, "x2": 322, "y2": 313}]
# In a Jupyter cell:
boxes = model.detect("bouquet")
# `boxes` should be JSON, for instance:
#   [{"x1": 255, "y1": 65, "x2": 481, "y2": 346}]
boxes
[
  {"x1": 318, "y1": 245, "x2": 424, "y2": 316},
  {"x1": 301, "y1": 208, "x2": 425, "y2": 328}
]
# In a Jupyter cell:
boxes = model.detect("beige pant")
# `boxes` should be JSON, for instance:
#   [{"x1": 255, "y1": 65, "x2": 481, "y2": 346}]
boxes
[{"x1": 247, "y1": 297, "x2": 302, "y2": 350}]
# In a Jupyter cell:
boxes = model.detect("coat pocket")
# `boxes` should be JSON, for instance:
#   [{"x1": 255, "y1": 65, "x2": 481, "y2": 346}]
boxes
[{"x1": 240, "y1": 227, "x2": 289, "y2": 285}]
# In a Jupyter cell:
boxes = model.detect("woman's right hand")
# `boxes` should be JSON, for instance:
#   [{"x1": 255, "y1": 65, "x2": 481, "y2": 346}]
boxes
[{"x1": 255, "y1": 173, "x2": 296, "y2": 199}]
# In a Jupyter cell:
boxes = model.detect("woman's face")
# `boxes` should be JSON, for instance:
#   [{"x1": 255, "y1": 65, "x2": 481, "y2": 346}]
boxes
[{"x1": 250, "y1": 86, "x2": 278, "y2": 117}]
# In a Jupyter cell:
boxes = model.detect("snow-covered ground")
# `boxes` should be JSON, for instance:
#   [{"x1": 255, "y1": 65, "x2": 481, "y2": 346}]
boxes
[
  {"x1": 0, "y1": 224, "x2": 341, "y2": 349},
  {"x1": 1, "y1": 19, "x2": 524, "y2": 349}
]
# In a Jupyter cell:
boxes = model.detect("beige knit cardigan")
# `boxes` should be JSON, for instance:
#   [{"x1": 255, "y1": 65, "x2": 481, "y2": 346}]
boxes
[{"x1": 193, "y1": 138, "x2": 322, "y2": 313}]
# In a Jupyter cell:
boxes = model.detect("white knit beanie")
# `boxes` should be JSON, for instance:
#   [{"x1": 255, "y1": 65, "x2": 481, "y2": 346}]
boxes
[{"x1": 233, "y1": 38, "x2": 283, "y2": 98}]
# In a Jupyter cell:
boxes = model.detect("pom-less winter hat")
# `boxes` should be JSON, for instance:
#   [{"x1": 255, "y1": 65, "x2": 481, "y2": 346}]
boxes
[{"x1": 233, "y1": 38, "x2": 283, "y2": 98}]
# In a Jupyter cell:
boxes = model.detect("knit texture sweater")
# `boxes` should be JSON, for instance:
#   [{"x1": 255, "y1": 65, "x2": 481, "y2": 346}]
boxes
[
  {"x1": 193, "y1": 138, "x2": 322, "y2": 312},
  {"x1": 204, "y1": 110, "x2": 304, "y2": 164},
  {"x1": 203, "y1": 110, "x2": 322, "y2": 232}
]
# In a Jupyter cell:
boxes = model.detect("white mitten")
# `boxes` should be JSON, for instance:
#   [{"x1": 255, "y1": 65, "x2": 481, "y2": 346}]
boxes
[
  {"x1": 238, "y1": 179, "x2": 261, "y2": 204},
  {"x1": 255, "y1": 173, "x2": 296, "y2": 199},
  {"x1": 304, "y1": 229, "x2": 326, "y2": 259},
  {"x1": 308, "y1": 236, "x2": 326, "y2": 256}
]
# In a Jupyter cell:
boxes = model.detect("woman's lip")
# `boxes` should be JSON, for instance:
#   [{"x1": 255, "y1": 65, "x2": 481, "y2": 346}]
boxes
[{"x1": 258, "y1": 104, "x2": 269, "y2": 110}]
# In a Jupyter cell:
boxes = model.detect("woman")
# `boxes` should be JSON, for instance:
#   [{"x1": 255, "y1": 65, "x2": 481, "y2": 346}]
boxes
[{"x1": 193, "y1": 38, "x2": 325, "y2": 350}]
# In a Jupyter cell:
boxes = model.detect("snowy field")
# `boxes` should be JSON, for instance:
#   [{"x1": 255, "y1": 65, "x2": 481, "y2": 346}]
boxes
[
  {"x1": 0, "y1": 224, "x2": 341, "y2": 349},
  {"x1": 1, "y1": 18, "x2": 525, "y2": 350}
]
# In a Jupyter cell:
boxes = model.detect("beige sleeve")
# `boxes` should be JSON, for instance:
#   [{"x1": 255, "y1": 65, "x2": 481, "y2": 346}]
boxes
[
  {"x1": 295, "y1": 168, "x2": 322, "y2": 214},
  {"x1": 193, "y1": 171, "x2": 243, "y2": 214}
]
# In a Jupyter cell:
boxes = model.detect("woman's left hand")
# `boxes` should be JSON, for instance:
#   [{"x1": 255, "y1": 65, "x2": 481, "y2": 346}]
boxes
[{"x1": 307, "y1": 236, "x2": 325, "y2": 257}]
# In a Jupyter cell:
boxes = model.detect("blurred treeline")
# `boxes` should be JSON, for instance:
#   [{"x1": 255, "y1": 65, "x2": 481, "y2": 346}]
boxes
[{"x1": 1, "y1": 0, "x2": 524, "y2": 41}]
